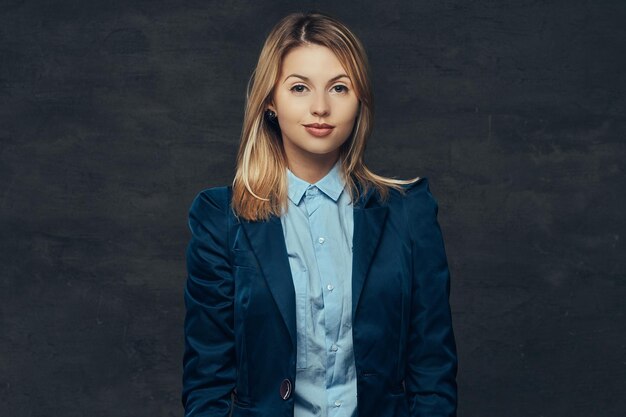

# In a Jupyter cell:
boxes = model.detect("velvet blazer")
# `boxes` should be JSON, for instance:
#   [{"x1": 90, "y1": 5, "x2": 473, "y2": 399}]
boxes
[{"x1": 182, "y1": 177, "x2": 458, "y2": 417}]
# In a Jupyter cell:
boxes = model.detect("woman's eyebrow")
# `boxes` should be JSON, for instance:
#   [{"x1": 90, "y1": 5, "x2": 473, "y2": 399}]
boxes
[{"x1": 283, "y1": 73, "x2": 350, "y2": 84}]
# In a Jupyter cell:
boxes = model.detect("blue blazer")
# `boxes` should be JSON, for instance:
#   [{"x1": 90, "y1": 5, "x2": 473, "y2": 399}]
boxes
[{"x1": 182, "y1": 177, "x2": 457, "y2": 417}]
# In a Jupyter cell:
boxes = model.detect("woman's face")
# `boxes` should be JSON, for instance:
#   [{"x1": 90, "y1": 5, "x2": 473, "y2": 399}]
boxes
[{"x1": 268, "y1": 44, "x2": 360, "y2": 169}]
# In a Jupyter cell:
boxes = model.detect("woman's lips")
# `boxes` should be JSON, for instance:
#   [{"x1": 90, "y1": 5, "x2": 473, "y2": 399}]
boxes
[{"x1": 304, "y1": 125, "x2": 334, "y2": 137}]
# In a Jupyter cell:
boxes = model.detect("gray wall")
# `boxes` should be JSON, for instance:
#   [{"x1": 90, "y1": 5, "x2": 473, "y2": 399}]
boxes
[{"x1": 1, "y1": 1, "x2": 624, "y2": 416}]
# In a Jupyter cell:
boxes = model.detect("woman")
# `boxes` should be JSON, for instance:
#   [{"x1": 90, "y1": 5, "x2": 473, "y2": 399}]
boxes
[{"x1": 182, "y1": 11, "x2": 457, "y2": 417}]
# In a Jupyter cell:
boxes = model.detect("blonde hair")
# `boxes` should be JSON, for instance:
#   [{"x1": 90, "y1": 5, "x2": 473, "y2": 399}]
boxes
[{"x1": 232, "y1": 11, "x2": 420, "y2": 221}]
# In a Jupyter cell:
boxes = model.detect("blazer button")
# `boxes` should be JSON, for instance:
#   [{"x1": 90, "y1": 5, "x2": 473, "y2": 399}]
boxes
[{"x1": 279, "y1": 378, "x2": 292, "y2": 400}]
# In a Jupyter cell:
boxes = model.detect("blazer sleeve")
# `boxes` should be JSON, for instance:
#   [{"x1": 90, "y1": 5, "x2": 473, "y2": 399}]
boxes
[
  {"x1": 404, "y1": 178, "x2": 458, "y2": 417},
  {"x1": 182, "y1": 188, "x2": 235, "y2": 416}
]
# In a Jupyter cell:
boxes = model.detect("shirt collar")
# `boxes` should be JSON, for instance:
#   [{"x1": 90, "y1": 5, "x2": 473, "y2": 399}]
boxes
[{"x1": 286, "y1": 158, "x2": 346, "y2": 205}]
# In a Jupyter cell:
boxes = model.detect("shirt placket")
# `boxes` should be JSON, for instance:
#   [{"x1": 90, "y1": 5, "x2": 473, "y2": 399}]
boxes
[{"x1": 304, "y1": 185, "x2": 346, "y2": 415}]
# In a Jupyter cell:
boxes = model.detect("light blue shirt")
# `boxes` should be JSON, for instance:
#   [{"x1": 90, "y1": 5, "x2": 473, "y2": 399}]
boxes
[{"x1": 280, "y1": 158, "x2": 358, "y2": 417}]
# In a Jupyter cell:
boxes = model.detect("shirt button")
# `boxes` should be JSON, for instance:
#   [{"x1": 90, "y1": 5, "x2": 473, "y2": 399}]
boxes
[
  {"x1": 330, "y1": 344, "x2": 338, "y2": 352},
  {"x1": 318, "y1": 237, "x2": 325, "y2": 244},
  {"x1": 334, "y1": 400, "x2": 342, "y2": 407},
  {"x1": 326, "y1": 284, "x2": 334, "y2": 291}
]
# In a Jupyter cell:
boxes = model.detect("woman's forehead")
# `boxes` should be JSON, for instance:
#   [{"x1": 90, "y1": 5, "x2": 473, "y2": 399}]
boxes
[{"x1": 280, "y1": 45, "x2": 350, "y2": 81}]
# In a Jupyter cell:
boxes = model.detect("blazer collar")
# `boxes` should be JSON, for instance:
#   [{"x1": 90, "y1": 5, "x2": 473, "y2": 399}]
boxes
[{"x1": 238, "y1": 175, "x2": 388, "y2": 349}]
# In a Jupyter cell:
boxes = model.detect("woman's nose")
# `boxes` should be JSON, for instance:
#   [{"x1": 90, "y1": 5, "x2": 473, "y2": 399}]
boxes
[{"x1": 310, "y1": 94, "x2": 330, "y2": 117}]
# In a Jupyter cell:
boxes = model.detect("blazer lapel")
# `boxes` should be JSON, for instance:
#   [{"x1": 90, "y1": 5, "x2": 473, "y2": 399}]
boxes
[
  {"x1": 351, "y1": 183, "x2": 389, "y2": 320},
  {"x1": 239, "y1": 181, "x2": 389, "y2": 349},
  {"x1": 240, "y1": 215, "x2": 297, "y2": 349}
]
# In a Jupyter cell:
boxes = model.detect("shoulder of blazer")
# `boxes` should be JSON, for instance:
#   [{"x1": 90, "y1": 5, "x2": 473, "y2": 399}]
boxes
[
  {"x1": 401, "y1": 176, "x2": 437, "y2": 209},
  {"x1": 387, "y1": 176, "x2": 436, "y2": 212},
  {"x1": 190, "y1": 185, "x2": 231, "y2": 210},
  {"x1": 397, "y1": 177, "x2": 441, "y2": 241},
  {"x1": 188, "y1": 185, "x2": 232, "y2": 230}
]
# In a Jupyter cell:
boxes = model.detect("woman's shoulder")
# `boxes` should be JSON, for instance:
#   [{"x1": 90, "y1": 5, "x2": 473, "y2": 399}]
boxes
[
  {"x1": 389, "y1": 176, "x2": 438, "y2": 211},
  {"x1": 193, "y1": 184, "x2": 231, "y2": 201},
  {"x1": 400, "y1": 176, "x2": 429, "y2": 194},
  {"x1": 383, "y1": 176, "x2": 442, "y2": 233},
  {"x1": 393, "y1": 177, "x2": 443, "y2": 240},
  {"x1": 188, "y1": 185, "x2": 232, "y2": 219}
]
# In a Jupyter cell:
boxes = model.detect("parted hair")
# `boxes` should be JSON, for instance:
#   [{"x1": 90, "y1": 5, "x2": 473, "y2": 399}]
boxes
[{"x1": 231, "y1": 11, "x2": 420, "y2": 221}]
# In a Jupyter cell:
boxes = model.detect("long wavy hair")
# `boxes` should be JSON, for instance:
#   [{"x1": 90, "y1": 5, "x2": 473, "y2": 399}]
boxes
[{"x1": 231, "y1": 11, "x2": 420, "y2": 221}]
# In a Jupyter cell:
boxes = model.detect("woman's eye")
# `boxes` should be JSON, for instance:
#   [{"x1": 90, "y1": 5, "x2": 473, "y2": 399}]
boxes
[
  {"x1": 289, "y1": 84, "x2": 349, "y2": 94},
  {"x1": 290, "y1": 84, "x2": 307, "y2": 93}
]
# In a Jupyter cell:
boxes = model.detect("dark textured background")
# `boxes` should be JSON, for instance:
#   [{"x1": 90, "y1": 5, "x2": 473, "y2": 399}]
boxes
[{"x1": 1, "y1": 1, "x2": 624, "y2": 416}]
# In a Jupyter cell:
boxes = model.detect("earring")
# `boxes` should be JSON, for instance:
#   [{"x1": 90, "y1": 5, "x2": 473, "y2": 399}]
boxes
[{"x1": 265, "y1": 109, "x2": 278, "y2": 123}]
